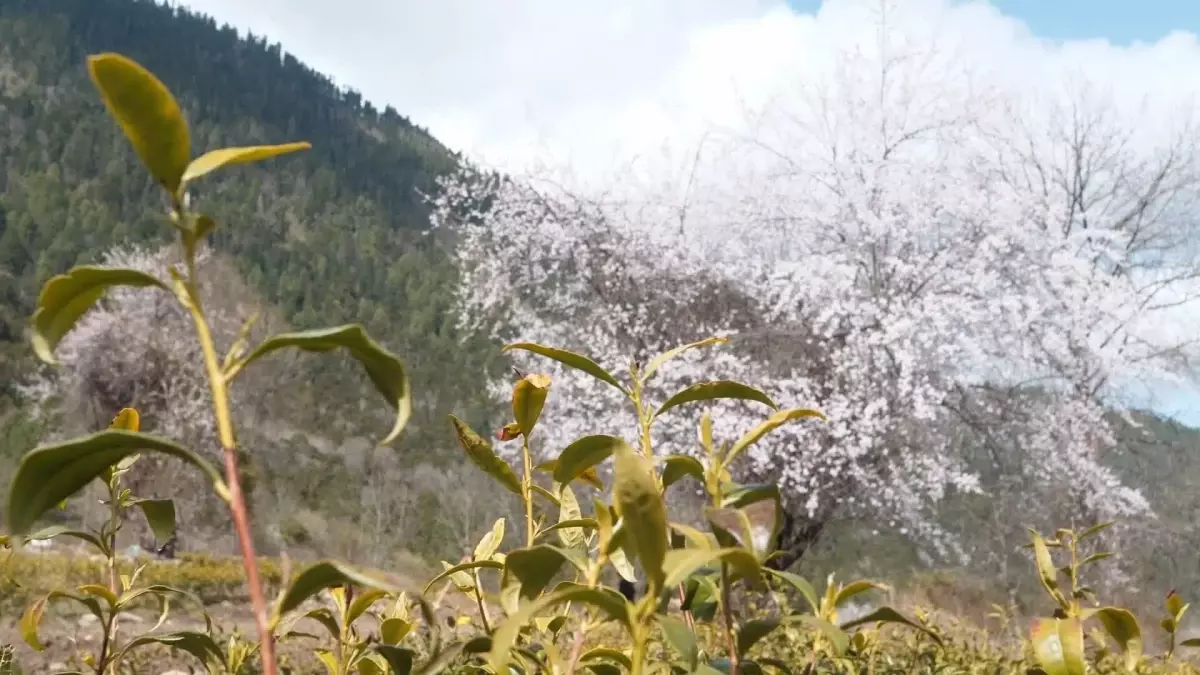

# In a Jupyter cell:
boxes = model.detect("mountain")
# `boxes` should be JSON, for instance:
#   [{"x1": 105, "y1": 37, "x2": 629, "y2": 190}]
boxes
[{"x1": 0, "y1": 0, "x2": 515, "y2": 563}]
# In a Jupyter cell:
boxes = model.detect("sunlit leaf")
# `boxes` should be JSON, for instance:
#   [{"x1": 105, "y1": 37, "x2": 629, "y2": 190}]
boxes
[
  {"x1": 503, "y1": 343, "x2": 628, "y2": 395},
  {"x1": 87, "y1": 53, "x2": 190, "y2": 193},
  {"x1": 661, "y1": 455, "x2": 705, "y2": 488},
  {"x1": 513, "y1": 373, "x2": 552, "y2": 437},
  {"x1": 725, "y1": 408, "x2": 826, "y2": 467},
  {"x1": 474, "y1": 518, "x2": 507, "y2": 561},
  {"x1": 182, "y1": 143, "x2": 311, "y2": 185},
  {"x1": 1094, "y1": 607, "x2": 1142, "y2": 672},
  {"x1": 663, "y1": 548, "x2": 761, "y2": 589},
  {"x1": 6, "y1": 430, "x2": 227, "y2": 535},
  {"x1": 234, "y1": 325, "x2": 411, "y2": 445},
  {"x1": 505, "y1": 545, "x2": 587, "y2": 599},
  {"x1": 840, "y1": 606, "x2": 942, "y2": 646},
  {"x1": 271, "y1": 560, "x2": 404, "y2": 627},
  {"x1": 554, "y1": 435, "x2": 628, "y2": 485},
  {"x1": 450, "y1": 416, "x2": 522, "y2": 495},
  {"x1": 657, "y1": 613, "x2": 698, "y2": 671},
  {"x1": 1030, "y1": 617, "x2": 1085, "y2": 675},
  {"x1": 642, "y1": 337, "x2": 728, "y2": 382},
  {"x1": 556, "y1": 484, "x2": 585, "y2": 549},
  {"x1": 421, "y1": 560, "x2": 503, "y2": 596},
  {"x1": 488, "y1": 585, "x2": 631, "y2": 673},
  {"x1": 613, "y1": 444, "x2": 669, "y2": 593},
  {"x1": 31, "y1": 266, "x2": 167, "y2": 365},
  {"x1": 654, "y1": 381, "x2": 777, "y2": 420}
]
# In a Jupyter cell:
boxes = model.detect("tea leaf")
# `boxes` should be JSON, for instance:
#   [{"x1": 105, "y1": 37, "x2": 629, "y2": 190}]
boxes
[
  {"x1": 738, "y1": 618, "x2": 781, "y2": 658},
  {"x1": 1094, "y1": 607, "x2": 1142, "y2": 672},
  {"x1": 271, "y1": 560, "x2": 404, "y2": 626},
  {"x1": 21, "y1": 592, "x2": 105, "y2": 652},
  {"x1": 31, "y1": 266, "x2": 167, "y2": 365},
  {"x1": 421, "y1": 560, "x2": 503, "y2": 596},
  {"x1": 6, "y1": 430, "x2": 227, "y2": 535},
  {"x1": 579, "y1": 648, "x2": 634, "y2": 669},
  {"x1": 661, "y1": 455, "x2": 705, "y2": 488},
  {"x1": 23, "y1": 525, "x2": 105, "y2": 554},
  {"x1": 613, "y1": 444, "x2": 669, "y2": 593},
  {"x1": 765, "y1": 569, "x2": 819, "y2": 614},
  {"x1": 537, "y1": 460, "x2": 604, "y2": 489},
  {"x1": 1078, "y1": 522, "x2": 1114, "y2": 541},
  {"x1": 513, "y1": 373, "x2": 552, "y2": 437},
  {"x1": 554, "y1": 435, "x2": 628, "y2": 485},
  {"x1": 657, "y1": 613, "x2": 699, "y2": 670},
  {"x1": 182, "y1": 143, "x2": 311, "y2": 184},
  {"x1": 450, "y1": 415, "x2": 522, "y2": 494},
  {"x1": 503, "y1": 343, "x2": 628, "y2": 395},
  {"x1": 474, "y1": 518, "x2": 507, "y2": 561},
  {"x1": 642, "y1": 337, "x2": 728, "y2": 382},
  {"x1": 135, "y1": 498, "x2": 176, "y2": 544},
  {"x1": 375, "y1": 646, "x2": 415, "y2": 675},
  {"x1": 346, "y1": 589, "x2": 391, "y2": 626},
  {"x1": 556, "y1": 484, "x2": 586, "y2": 549},
  {"x1": 833, "y1": 581, "x2": 887, "y2": 608},
  {"x1": 840, "y1": 606, "x2": 942, "y2": 646},
  {"x1": 87, "y1": 53, "x2": 190, "y2": 193},
  {"x1": 1030, "y1": 617, "x2": 1085, "y2": 675},
  {"x1": 235, "y1": 325, "x2": 411, "y2": 445},
  {"x1": 505, "y1": 545, "x2": 587, "y2": 599},
  {"x1": 654, "y1": 381, "x2": 777, "y2": 420},
  {"x1": 537, "y1": 519, "x2": 598, "y2": 543},
  {"x1": 119, "y1": 632, "x2": 225, "y2": 674},
  {"x1": 663, "y1": 548, "x2": 761, "y2": 588},
  {"x1": 380, "y1": 617, "x2": 412, "y2": 645},
  {"x1": 791, "y1": 615, "x2": 850, "y2": 656},
  {"x1": 1029, "y1": 530, "x2": 1063, "y2": 603},
  {"x1": 488, "y1": 585, "x2": 631, "y2": 673},
  {"x1": 725, "y1": 408, "x2": 826, "y2": 467}
]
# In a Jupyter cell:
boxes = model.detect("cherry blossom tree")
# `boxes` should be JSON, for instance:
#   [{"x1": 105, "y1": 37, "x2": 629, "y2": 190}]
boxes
[{"x1": 430, "y1": 0, "x2": 1200, "y2": 576}]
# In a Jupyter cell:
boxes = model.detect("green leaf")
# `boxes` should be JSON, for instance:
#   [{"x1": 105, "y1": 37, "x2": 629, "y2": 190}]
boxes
[
  {"x1": 642, "y1": 337, "x2": 728, "y2": 382},
  {"x1": 380, "y1": 617, "x2": 412, "y2": 645},
  {"x1": 346, "y1": 589, "x2": 391, "y2": 626},
  {"x1": 505, "y1": 545, "x2": 587, "y2": 599},
  {"x1": 613, "y1": 444, "x2": 669, "y2": 593},
  {"x1": 766, "y1": 569, "x2": 820, "y2": 613},
  {"x1": 654, "y1": 381, "x2": 777, "y2": 420},
  {"x1": 1094, "y1": 607, "x2": 1142, "y2": 672},
  {"x1": 135, "y1": 498, "x2": 176, "y2": 544},
  {"x1": 1029, "y1": 530, "x2": 1063, "y2": 603},
  {"x1": 1167, "y1": 590, "x2": 1185, "y2": 618},
  {"x1": 235, "y1": 325, "x2": 411, "y2": 445},
  {"x1": 21, "y1": 592, "x2": 106, "y2": 652},
  {"x1": 87, "y1": 53, "x2": 190, "y2": 193},
  {"x1": 375, "y1": 646, "x2": 415, "y2": 675},
  {"x1": 833, "y1": 580, "x2": 887, "y2": 609},
  {"x1": 1078, "y1": 522, "x2": 1114, "y2": 541},
  {"x1": 450, "y1": 415, "x2": 522, "y2": 495},
  {"x1": 661, "y1": 455, "x2": 705, "y2": 488},
  {"x1": 474, "y1": 518, "x2": 507, "y2": 561},
  {"x1": 657, "y1": 614, "x2": 698, "y2": 671},
  {"x1": 737, "y1": 618, "x2": 781, "y2": 659},
  {"x1": 724, "y1": 408, "x2": 826, "y2": 467},
  {"x1": 488, "y1": 585, "x2": 631, "y2": 673},
  {"x1": 1030, "y1": 617, "x2": 1085, "y2": 675},
  {"x1": 23, "y1": 525, "x2": 105, "y2": 553},
  {"x1": 663, "y1": 548, "x2": 761, "y2": 589},
  {"x1": 513, "y1": 373, "x2": 552, "y2": 437},
  {"x1": 119, "y1": 632, "x2": 224, "y2": 674},
  {"x1": 1180, "y1": 638, "x2": 1200, "y2": 648},
  {"x1": 556, "y1": 484, "x2": 586, "y2": 549},
  {"x1": 537, "y1": 460, "x2": 604, "y2": 489},
  {"x1": 421, "y1": 560, "x2": 503, "y2": 596},
  {"x1": 31, "y1": 266, "x2": 167, "y2": 365},
  {"x1": 6, "y1": 430, "x2": 227, "y2": 535},
  {"x1": 536, "y1": 519, "x2": 598, "y2": 543},
  {"x1": 840, "y1": 606, "x2": 942, "y2": 646},
  {"x1": 579, "y1": 647, "x2": 633, "y2": 670},
  {"x1": 554, "y1": 435, "x2": 628, "y2": 485},
  {"x1": 181, "y1": 143, "x2": 311, "y2": 185},
  {"x1": 503, "y1": 343, "x2": 628, "y2": 395},
  {"x1": 271, "y1": 560, "x2": 404, "y2": 627},
  {"x1": 792, "y1": 615, "x2": 850, "y2": 656}
]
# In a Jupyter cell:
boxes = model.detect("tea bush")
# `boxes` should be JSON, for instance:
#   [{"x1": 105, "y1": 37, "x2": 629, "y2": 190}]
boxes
[{"x1": 3, "y1": 52, "x2": 1200, "y2": 675}]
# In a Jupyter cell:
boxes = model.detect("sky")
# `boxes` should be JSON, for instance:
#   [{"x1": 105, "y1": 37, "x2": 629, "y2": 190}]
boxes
[{"x1": 172, "y1": 0, "x2": 1200, "y2": 424}]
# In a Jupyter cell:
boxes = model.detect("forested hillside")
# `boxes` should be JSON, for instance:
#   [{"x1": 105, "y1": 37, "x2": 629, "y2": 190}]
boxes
[
  {"x1": 0, "y1": 0, "x2": 512, "y2": 563},
  {"x1": 0, "y1": 0, "x2": 504, "y2": 444}
]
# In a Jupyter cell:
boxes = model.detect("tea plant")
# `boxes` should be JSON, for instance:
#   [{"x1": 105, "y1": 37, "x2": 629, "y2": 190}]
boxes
[
  {"x1": 4, "y1": 52, "x2": 414, "y2": 675},
  {"x1": 430, "y1": 338, "x2": 940, "y2": 675}
]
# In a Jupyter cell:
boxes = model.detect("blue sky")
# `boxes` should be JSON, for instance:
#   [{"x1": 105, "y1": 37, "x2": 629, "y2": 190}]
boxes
[{"x1": 788, "y1": 0, "x2": 1200, "y2": 45}]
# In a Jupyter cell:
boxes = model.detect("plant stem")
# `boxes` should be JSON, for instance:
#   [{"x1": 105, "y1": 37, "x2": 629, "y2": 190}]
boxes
[
  {"x1": 721, "y1": 562, "x2": 739, "y2": 675},
  {"x1": 521, "y1": 436, "x2": 535, "y2": 547},
  {"x1": 179, "y1": 234, "x2": 278, "y2": 675}
]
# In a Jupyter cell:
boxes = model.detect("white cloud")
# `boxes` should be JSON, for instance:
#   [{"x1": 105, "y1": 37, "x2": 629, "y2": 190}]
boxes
[{"x1": 174, "y1": 0, "x2": 1200, "y2": 181}]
